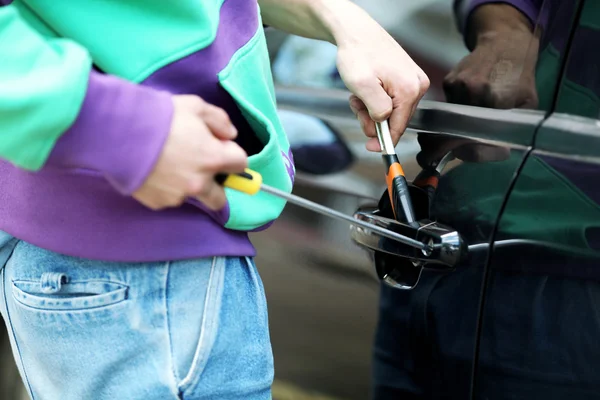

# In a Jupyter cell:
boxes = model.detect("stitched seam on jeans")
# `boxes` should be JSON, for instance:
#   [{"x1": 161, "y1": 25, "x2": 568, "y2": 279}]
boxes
[
  {"x1": 12, "y1": 282, "x2": 129, "y2": 311},
  {"x1": 163, "y1": 261, "x2": 182, "y2": 398},
  {"x1": 180, "y1": 256, "x2": 225, "y2": 391},
  {"x1": 179, "y1": 256, "x2": 218, "y2": 390},
  {"x1": 10, "y1": 278, "x2": 128, "y2": 286},
  {"x1": 244, "y1": 256, "x2": 267, "y2": 327},
  {"x1": 1, "y1": 245, "x2": 36, "y2": 400}
]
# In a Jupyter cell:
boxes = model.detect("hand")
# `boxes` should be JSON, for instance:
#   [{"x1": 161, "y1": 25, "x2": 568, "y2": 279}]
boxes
[
  {"x1": 337, "y1": 26, "x2": 429, "y2": 151},
  {"x1": 341, "y1": 22, "x2": 430, "y2": 151},
  {"x1": 133, "y1": 95, "x2": 247, "y2": 210},
  {"x1": 257, "y1": 0, "x2": 428, "y2": 151},
  {"x1": 443, "y1": 4, "x2": 539, "y2": 109}
]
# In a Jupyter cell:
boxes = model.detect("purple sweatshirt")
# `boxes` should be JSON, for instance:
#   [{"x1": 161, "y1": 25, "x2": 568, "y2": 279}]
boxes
[{"x1": 0, "y1": 0, "x2": 272, "y2": 261}]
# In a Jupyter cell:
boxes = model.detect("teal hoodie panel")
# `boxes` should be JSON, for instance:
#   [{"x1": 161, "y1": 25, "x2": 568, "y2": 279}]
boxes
[
  {"x1": 218, "y1": 25, "x2": 294, "y2": 230},
  {"x1": 0, "y1": 5, "x2": 90, "y2": 170},
  {"x1": 19, "y1": 0, "x2": 224, "y2": 82}
]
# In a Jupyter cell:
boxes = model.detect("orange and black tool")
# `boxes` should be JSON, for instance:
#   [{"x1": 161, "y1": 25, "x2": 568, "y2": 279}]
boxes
[
  {"x1": 413, "y1": 151, "x2": 455, "y2": 206},
  {"x1": 375, "y1": 121, "x2": 418, "y2": 227}
]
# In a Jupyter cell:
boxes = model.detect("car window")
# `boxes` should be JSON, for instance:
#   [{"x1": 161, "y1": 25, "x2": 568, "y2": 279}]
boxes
[{"x1": 475, "y1": 2, "x2": 600, "y2": 399}]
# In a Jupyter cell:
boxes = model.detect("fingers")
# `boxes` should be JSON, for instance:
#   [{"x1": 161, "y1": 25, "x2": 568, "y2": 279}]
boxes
[
  {"x1": 350, "y1": 96, "x2": 377, "y2": 136},
  {"x1": 191, "y1": 142, "x2": 247, "y2": 211},
  {"x1": 195, "y1": 181, "x2": 228, "y2": 211},
  {"x1": 347, "y1": 76, "x2": 393, "y2": 123},
  {"x1": 520, "y1": 96, "x2": 539, "y2": 110},
  {"x1": 174, "y1": 94, "x2": 238, "y2": 140},
  {"x1": 133, "y1": 184, "x2": 186, "y2": 211},
  {"x1": 200, "y1": 104, "x2": 238, "y2": 140},
  {"x1": 387, "y1": 73, "x2": 429, "y2": 145},
  {"x1": 365, "y1": 138, "x2": 382, "y2": 152},
  {"x1": 134, "y1": 95, "x2": 249, "y2": 212},
  {"x1": 350, "y1": 95, "x2": 380, "y2": 151},
  {"x1": 387, "y1": 100, "x2": 413, "y2": 145},
  {"x1": 186, "y1": 109, "x2": 247, "y2": 210},
  {"x1": 516, "y1": 87, "x2": 539, "y2": 110},
  {"x1": 212, "y1": 141, "x2": 248, "y2": 173},
  {"x1": 443, "y1": 55, "x2": 496, "y2": 107},
  {"x1": 443, "y1": 72, "x2": 470, "y2": 105},
  {"x1": 349, "y1": 71, "x2": 428, "y2": 151}
]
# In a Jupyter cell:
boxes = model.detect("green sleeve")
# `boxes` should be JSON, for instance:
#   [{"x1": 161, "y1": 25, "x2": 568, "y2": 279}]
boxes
[{"x1": 0, "y1": 5, "x2": 91, "y2": 170}]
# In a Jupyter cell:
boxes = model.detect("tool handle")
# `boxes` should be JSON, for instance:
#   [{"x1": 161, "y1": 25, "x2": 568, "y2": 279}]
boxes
[
  {"x1": 383, "y1": 154, "x2": 417, "y2": 226},
  {"x1": 215, "y1": 169, "x2": 263, "y2": 195},
  {"x1": 413, "y1": 169, "x2": 441, "y2": 206}
]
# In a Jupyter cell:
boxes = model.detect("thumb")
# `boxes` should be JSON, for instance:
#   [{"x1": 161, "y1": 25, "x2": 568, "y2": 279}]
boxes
[{"x1": 352, "y1": 81, "x2": 393, "y2": 122}]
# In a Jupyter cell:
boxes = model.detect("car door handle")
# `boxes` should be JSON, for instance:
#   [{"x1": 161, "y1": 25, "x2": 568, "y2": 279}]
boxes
[
  {"x1": 351, "y1": 207, "x2": 594, "y2": 290},
  {"x1": 351, "y1": 206, "x2": 467, "y2": 270}
]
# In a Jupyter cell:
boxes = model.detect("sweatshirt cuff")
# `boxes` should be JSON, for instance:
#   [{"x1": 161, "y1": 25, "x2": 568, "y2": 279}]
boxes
[
  {"x1": 457, "y1": 0, "x2": 541, "y2": 34},
  {"x1": 47, "y1": 70, "x2": 174, "y2": 195}
]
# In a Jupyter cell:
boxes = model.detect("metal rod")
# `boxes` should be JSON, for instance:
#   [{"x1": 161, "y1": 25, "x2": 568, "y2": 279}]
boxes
[
  {"x1": 260, "y1": 184, "x2": 428, "y2": 251},
  {"x1": 435, "y1": 151, "x2": 456, "y2": 173},
  {"x1": 375, "y1": 121, "x2": 396, "y2": 155}
]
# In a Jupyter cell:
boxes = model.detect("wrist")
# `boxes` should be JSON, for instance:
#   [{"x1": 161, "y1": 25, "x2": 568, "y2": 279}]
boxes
[
  {"x1": 310, "y1": 0, "x2": 380, "y2": 46},
  {"x1": 466, "y1": 4, "x2": 533, "y2": 49}
]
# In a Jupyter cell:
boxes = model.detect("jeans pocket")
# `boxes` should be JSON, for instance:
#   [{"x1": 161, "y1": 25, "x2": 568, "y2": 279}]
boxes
[{"x1": 12, "y1": 277, "x2": 128, "y2": 311}]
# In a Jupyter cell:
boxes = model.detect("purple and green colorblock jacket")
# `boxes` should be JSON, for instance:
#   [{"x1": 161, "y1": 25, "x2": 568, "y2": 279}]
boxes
[{"x1": 0, "y1": 0, "x2": 295, "y2": 261}]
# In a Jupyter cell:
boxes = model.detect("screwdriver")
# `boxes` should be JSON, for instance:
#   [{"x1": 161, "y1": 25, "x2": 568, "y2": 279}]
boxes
[
  {"x1": 215, "y1": 169, "x2": 429, "y2": 251},
  {"x1": 375, "y1": 121, "x2": 418, "y2": 227}
]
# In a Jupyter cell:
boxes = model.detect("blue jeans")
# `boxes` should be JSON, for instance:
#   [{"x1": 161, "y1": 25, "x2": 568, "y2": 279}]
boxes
[{"x1": 0, "y1": 232, "x2": 273, "y2": 400}]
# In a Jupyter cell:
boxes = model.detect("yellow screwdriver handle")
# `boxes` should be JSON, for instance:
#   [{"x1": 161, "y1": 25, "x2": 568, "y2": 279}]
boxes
[{"x1": 215, "y1": 168, "x2": 263, "y2": 195}]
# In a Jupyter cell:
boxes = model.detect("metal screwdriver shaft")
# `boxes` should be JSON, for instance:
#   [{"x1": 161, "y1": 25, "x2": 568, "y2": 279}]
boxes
[{"x1": 260, "y1": 183, "x2": 427, "y2": 251}]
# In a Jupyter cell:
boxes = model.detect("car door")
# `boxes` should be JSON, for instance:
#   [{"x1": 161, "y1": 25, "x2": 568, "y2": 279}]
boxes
[
  {"x1": 267, "y1": 93, "x2": 545, "y2": 399},
  {"x1": 475, "y1": 1, "x2": 600, "y2": 398},
  {"x1": 264, "y1": 12, "x2": 561, "y2": 400},
  {"x1": 261, "y1": 2, "x2": 577, "y2": 399},
  {"x1": 258, "y1": 1, "x2": 576, "y2": 399}
]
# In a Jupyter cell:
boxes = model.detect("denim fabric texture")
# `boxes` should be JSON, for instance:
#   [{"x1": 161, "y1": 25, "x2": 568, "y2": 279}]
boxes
[{"x1": 0, "y1": 232, "x2": 273, "y2": 400}]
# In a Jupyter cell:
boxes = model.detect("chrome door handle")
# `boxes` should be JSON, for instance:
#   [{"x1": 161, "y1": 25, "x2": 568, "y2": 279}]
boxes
[
  {"x1": 351, "y1": 206, "x2": 469, "y2": 290},
  {"x1": 351, "y1": 207, "x2": 467, "y2": 269}
]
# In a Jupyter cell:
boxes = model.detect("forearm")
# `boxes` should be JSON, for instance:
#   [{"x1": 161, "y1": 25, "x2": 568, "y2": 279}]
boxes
[
  {"x1": 258, "y1": 0, "x2": 382, "y2": 47},
  {"x1": 454, "y1": 0, "x2": 544, "y2": 50}
]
